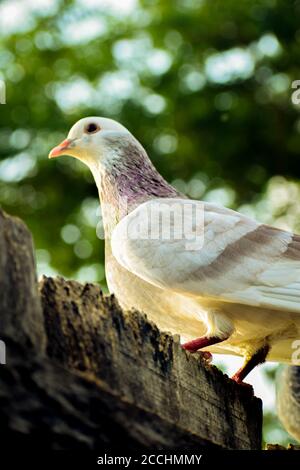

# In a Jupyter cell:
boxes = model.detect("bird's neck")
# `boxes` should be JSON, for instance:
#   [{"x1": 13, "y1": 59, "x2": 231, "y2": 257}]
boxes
[{"x1": 91, "y1": 147, "x2": 180, "y2": 237}]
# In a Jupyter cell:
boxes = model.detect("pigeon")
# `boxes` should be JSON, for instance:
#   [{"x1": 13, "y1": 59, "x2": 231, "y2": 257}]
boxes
[
  {"x1": 49, "y1": 117, "x2": 300, "y2": 383},
  {"x1": 276, "y1": 365, "x2": 300, "y2": 442}
]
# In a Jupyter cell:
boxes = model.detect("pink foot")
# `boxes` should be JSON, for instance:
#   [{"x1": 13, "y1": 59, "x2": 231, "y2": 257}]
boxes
[
  {"x1": 231, "y1": 377, "x2": 253, "y2": 390},
  {"x1": 231, "y1": 371, "x2": 253, "y2": 389},
  {"x1": 197, "y1": 350, "x2": 213, "y2": 363}
]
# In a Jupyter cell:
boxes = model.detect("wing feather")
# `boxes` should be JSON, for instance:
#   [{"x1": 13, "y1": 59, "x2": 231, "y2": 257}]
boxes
[{"x1": 111, "y1": 198, "x2": 300, "y2": 313}]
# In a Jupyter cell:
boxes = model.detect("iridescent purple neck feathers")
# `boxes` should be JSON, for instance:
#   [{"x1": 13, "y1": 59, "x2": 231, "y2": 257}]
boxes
[{"x1": 93, "y1": 134, "x2": 180, "y2": 234}]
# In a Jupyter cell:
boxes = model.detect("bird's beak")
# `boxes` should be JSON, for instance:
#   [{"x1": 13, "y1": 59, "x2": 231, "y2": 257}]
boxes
[{"x1": 48, "y1": 138, "x2": 75, "y2": 159}]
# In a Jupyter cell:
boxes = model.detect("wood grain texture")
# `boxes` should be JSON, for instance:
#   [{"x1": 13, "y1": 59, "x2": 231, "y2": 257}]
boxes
[
  {"x1": 0, "y1": 209, "x2": 45, "y2": 350},
  {"x1": 0, "y1": 208, "x2": 262, "y2": 450}
]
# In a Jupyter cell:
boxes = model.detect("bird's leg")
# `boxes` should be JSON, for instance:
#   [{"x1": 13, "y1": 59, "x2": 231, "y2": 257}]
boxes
[
  {"x1": 231, "y1": 344, "x2": 270, "y2": 384},
  {"x1": 182, "y1": 311, "x2": 234, "y2": 357},
  {"x1": 182, "y1": 335, "x2": 224, "y2": 353}
]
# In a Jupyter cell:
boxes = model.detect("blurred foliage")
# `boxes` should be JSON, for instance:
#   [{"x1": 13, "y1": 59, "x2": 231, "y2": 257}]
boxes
[
  {"x1": 263, "y1": 364, "x2": 298, "y2": 447},
  {"x1": 1, "y1": 0, "x2": 300, "y2": 446}
]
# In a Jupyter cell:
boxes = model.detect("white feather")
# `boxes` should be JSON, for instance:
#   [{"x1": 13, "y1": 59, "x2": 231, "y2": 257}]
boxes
[{"x1": 112, "y1": 198, "x2": 300, "y2": 313}]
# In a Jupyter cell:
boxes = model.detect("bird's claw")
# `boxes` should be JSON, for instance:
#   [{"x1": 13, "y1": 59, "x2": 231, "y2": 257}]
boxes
[
  {"x1": 181, "y1": 342, "x2": 213, "y2": 363},
  {"x1": 197, "y1": 350, "x2": 213, "y2": 363},
  {"x1": 231, "y1": 374, "x2": 253, "y2": 390}
]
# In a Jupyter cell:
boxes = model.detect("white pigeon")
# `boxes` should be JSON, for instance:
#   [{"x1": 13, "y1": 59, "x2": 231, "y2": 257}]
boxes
[{"x1": 49, "y1": 116, "x2": 300, "y2": 383}]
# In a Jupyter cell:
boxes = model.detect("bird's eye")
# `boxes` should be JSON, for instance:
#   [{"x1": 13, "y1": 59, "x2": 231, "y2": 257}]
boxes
[{"x1": 85, "y1": 123, "x2": 100, "y2": 134}]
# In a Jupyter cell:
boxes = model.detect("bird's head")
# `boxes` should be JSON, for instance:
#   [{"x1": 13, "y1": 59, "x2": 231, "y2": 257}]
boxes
[{"x1": 48, "y1": 116, "x2": 132, "y2": 168}]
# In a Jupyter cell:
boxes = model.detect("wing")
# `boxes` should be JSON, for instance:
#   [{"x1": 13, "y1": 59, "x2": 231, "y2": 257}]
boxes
[{"x1": 111, "y1": 198, "x2": 300, "y2": 313}]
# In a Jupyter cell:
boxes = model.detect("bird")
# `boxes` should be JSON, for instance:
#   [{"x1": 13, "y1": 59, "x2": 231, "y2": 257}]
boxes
[
  {"x1": 276, "y1": 365, "x2": 300, "y2": 442},
  {"x1": 49, "y1": 116, "x2": 300, "y2": 384}
]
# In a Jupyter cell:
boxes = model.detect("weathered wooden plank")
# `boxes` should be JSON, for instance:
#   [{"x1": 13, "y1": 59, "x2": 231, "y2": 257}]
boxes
[
  {"x1": 40, "y1": 276, "x2": 262, "y2": 450},
  {"x1": 0, "y1": 209, "x2": 45, "y2": 349}
]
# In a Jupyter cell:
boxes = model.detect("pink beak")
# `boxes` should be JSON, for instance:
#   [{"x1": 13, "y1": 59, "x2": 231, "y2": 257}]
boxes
[{"x1": 49, "y1": 139, "x2": 73, "y2": 158}]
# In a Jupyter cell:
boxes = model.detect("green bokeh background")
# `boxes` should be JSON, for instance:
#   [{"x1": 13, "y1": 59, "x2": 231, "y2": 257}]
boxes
[{"x1": 1, "y1": 0, "x2": 300, "y2": 446}]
